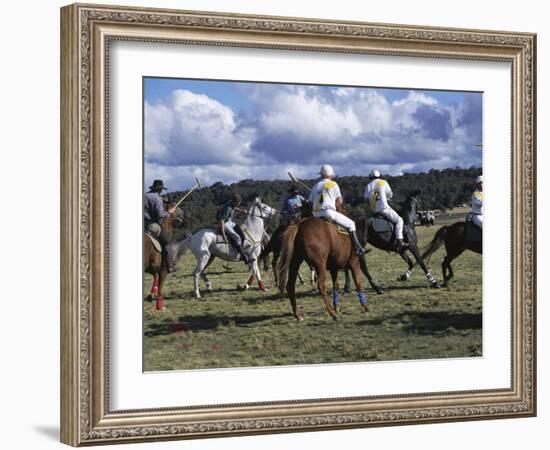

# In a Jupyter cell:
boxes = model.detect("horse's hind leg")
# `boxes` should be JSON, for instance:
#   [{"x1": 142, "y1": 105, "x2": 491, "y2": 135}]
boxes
[
  {"x1": 397, "y1": 251, "x2": 414, "y2": 281},
  {"x1": 200, "y1": 255, "x2": 215, "y2": 291},
  {"x1": 316, "y1": 265, "x2": 338, "y2": 320},
  {"x1": 442, "y1": 244, "x2": 465, "y2": 286},
  {"x1": 330, "y1": 270, "x2": 340, "y2": 312},
  {"x1": 193, "y1": 252, "x2": 210, "y2": 299},
  {"x1": 287, "y1": 256, "x2": 303, "y2": 321},
  {"x1": 350, "y1": 259, "x2": 368, "y2": 314},
  {"x1": 442, "y1": 256, "x2": 451, "y2": 286},
  {"x1": 343, "y1": 269, "x2": 351, "y2": 294},
  {"x1": 271, "y1": 250, "x2": 279, "y2": 285},
  {"x1": 359, "y1": 255, "x2": 384, "y2": 294},
  {"x1": 409, "y1": 246, "x2": 440, "y2": 288},
  {"x1": 156, "y1": 265, "x2": 168, "y2": 311}
]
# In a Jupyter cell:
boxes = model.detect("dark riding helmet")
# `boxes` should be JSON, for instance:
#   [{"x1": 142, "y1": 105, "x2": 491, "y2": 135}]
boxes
[{"x1": 232, "y1": 193, "x2": 242, "y2": 203}]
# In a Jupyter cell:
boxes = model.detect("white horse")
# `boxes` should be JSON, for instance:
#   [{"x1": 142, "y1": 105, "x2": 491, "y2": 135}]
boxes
[{"x1": 172, "y1": 195, "x2": 278, "y2": 298}]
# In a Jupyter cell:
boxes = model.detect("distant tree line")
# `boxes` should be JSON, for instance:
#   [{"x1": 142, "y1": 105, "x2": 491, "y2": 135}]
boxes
[{"x1": 164, "y1": 166, "x2": 482, "y2": 240}]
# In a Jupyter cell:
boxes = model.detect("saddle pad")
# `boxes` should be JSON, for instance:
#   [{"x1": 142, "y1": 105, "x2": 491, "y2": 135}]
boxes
[
  {"x1": 464, "y1": 221, "x2": 482, "y2": 246},
  {"x1": 371, "y1": 216, "x2": 393, "y2": 234},
  {"x1": 144, "y1": 233, "x2": 162, "y2": 253},
  {"x1": 319, "y1": 217, "x2": 349, "y2": 236}
]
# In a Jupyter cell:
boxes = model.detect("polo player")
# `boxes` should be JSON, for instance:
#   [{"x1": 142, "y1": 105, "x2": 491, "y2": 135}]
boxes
[
  {"x1": 282, "y1": 184, "x2": 305, "y2": 225},
  {"x1": 216, "y1": 193, "x2": 250, "y2": 264},
  {"x1": 470, "y1": 175, "x2": 483, "y2": 229},
  {"x1": 364, "y1": 169, "x2": 408, "y2": 252},
  {"x1": 144, "y1": 179, "x2": 177, "y2": 272},
  {"x1": 310, "y1": 164, "x2": 365, "y2": 256}
]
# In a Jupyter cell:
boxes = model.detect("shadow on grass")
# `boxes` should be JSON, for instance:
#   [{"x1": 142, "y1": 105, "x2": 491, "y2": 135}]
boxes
[
  {"x1": 145, "y1": 312, "x2": 292, "y2": 336},
  {"x1": 355, "y1": 311, "x2": 481, "y2": 334}
]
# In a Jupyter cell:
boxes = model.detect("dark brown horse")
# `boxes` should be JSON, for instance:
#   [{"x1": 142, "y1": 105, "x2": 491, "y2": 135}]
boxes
[
  {"x1": 421, "y1": 221, "x2": 482, "y2": 286},
  {"x1": 277, "y1": 218, "x2": 368, "y2": 321},
  {"x1": 143, "y1": 206, "x2": 183, "y2": 310}
]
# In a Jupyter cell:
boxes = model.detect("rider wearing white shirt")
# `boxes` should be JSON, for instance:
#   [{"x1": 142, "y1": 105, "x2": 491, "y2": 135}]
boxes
[
  {"x1": 310, "y1": 164, "x2": 365, "y2": 256},
  {"x1": 364, "y1": 169, "x2": 407, "y2": 252},
  {"x1": 470, "y1": 175, "x2": 483, "y2": 229}
]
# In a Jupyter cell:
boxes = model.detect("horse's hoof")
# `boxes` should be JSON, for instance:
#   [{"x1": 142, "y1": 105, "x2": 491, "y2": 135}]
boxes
[
  {"x1": 295, "y1": 316, "x2": 304, "y2": 322},
  {"x1": 332, "y1": 315, "x2": 339, "y2": 321},
  {"x1": 194, "y1": 293, "x2": 201, "y2": 299},
  {"x1": 375, "y1": 287, "x2": 384, "y2": 295},
  {"x1": 431, "y1": 282, "x2": 441, "y2": 289},
  {"x1": 145, "y1": 295, "x2": 153, "y2": 303}
]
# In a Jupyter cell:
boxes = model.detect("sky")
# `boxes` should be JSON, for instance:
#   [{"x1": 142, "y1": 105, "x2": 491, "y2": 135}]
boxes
[{"x1": 143, "y1": 77, "x2": 482, "y2": 191}]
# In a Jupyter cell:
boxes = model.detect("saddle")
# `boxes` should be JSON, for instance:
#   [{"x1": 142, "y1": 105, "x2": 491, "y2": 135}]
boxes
[
  {"x1": 369, "y1": 213, "x2": 395, "y2": 234},
  {"x1": 464, "y1": 220, "x2": 482, "y2": 246},
  {"x1": 318, "y1": 217, "x2": 349, "y2": 236},
  {"x1": 144, "y1": 232, "x2": 162, "y2": 253}
]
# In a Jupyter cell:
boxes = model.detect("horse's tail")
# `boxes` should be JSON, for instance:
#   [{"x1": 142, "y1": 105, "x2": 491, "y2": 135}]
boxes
[
  {"x1": 421, "y1": 226, "x2": 448, "y2": 264},
  {"x1": 276, "y1": 225, "x2": 299, "y2": 294}
]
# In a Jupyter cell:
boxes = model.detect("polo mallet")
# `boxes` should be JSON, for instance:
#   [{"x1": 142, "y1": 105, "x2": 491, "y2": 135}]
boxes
[
  {"x1": 173, "y1": 177, "x2": 202, "y2": 208},
  {"x1": 287, "y1": 171, "x2": 312, "y2": 192}
]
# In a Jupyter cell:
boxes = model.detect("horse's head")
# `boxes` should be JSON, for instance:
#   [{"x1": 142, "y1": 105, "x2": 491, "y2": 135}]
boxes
[
  {"x1": 169, "y1": 206, "x2": 185, "y2": 228},
  {"x1": 406, "y1": 190, "x2": 422, "y2": 208},
  {"x1": 246, "y1": 194, "x2": 278, "y2": 221},
  {"x1": 258, "y1": 201, "x2": 278, "y2": 220}
]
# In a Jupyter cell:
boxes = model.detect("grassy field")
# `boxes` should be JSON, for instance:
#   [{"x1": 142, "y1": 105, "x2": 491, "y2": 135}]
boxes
[{"x1": 143, "y1": 208, "x2": 482, "y2": 371}]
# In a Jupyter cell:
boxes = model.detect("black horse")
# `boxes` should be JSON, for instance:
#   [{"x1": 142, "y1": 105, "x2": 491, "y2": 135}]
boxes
[{"x1": 358, "y1": 190, "x2": 441, "y2": 288}]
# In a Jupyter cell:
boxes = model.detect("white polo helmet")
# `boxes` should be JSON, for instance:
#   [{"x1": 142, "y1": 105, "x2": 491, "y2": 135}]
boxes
[
  {"x1": 369, "y1": 169, "x2": 381, "y2": 178},
  {"x1": 476, "y1": 175, "x2": 483, "y2": 184},
  {"x1": 320, "y1": 164, "x2": 334, "y2": 177}
]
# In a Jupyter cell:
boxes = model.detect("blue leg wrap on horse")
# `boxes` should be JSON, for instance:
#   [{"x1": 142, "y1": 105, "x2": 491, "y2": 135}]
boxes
[
  {"x1": 358, "y1": 291, "x2": 367, "y2": 306},
  {"x1": 332, "y1": 289, "x2": 339, "y2": 307}
]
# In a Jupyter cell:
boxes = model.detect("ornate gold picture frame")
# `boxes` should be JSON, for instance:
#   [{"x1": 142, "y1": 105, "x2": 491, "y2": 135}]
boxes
[{"x1": 60, "y1": 3, "x2": 536, "y2": 446}]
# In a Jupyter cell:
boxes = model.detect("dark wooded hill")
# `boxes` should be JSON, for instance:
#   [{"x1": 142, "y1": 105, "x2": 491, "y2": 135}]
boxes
[{"x1": 163, "y1": 166, "x2": 481, "y2": 240}]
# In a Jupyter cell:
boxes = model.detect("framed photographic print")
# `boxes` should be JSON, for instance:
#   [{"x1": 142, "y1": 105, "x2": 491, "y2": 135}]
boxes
[{"x1": 60, "y1": 3, "x2": 536, "y2": 446}]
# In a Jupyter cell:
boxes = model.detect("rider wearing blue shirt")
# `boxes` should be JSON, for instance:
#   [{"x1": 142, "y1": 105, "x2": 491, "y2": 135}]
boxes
[
  {"x1": 282, "y1": 185, "x2": 305, "y2": 225},
  {"x1": 216, "y1": 193, "x2": 250, "y2": 264}
]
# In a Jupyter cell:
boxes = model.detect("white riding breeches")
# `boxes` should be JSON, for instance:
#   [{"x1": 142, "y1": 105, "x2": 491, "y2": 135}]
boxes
[
  {"x1": 314, "y1": 208, "x2": 356, "y2": 232},
  {"x1": 379, "y1": 207, "x2": 404, "y2": 239},
  {"x1": 472, "y1": 214, "x2": 483, "y2": 229}
]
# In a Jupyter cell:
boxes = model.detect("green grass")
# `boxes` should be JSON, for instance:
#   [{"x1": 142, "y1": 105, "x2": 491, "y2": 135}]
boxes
[{"x1": 143, "y1": 208, "x2": 481, "y2": 371}]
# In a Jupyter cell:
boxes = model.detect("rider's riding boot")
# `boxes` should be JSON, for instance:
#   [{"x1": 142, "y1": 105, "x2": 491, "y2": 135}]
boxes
[
  {"x1": 164, "y1": 249, "x2": 178, "y2": 273},
  {"x1": 396, "y1": 239, "x2": 408, "y2": 252},
  {"x1": 350, "y1": 231, "x2": 366, "y2": 256}
]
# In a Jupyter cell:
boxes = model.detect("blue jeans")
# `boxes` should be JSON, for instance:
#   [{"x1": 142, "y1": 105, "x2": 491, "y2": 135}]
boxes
[{"x1": 224, "y1": 221, "x2": 241, "y2": 246}]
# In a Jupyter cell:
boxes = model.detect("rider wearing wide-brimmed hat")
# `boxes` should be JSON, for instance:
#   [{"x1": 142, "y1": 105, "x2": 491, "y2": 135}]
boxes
[
  {"x1": 310, "y1": 164, "x2": 365, "y2": 256},
  {"x1": 144, "y1": 179, "x2": 178, "y2": 272},
  {"x1": 282, "y1": 183, "x2": 305, "y2": 225},
  {"x1": 364, "y1": 169, "x2": 408, "y2": 252}
]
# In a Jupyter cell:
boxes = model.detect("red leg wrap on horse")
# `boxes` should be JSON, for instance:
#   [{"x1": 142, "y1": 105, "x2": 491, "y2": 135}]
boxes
[
  {"x1": 152, "y1": 275, "x2": 159, "y2": 295},
  {"x1": 258, "y1": 280, "x2": 265, "y2": 290},
  {"x1": 247, "y1": 275, "x2": 255, "y2": 286},
  {"x1": 156, "y1": 295, "x2": 164, "y2": 310}
]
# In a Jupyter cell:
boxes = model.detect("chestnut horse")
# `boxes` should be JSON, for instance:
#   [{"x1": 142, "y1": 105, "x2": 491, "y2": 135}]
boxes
[
  {"x1": 143, "y1": 206, "x2": 183, "y2": 310},
  {"x1": 276, "y1": 218, "x2": 368, "y2": 321}
]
